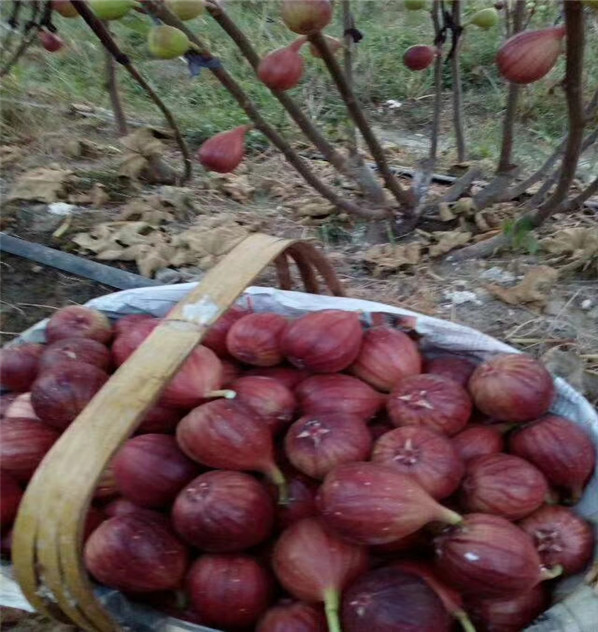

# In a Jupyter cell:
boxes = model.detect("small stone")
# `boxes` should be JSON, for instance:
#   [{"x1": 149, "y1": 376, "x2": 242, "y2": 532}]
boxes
[
  {"x1": 443, "y1": 290, "x2": 483, "y2": 306},
  {"x1": 31, "y1": 265, "x2": 43, "y2": 273},
  {"x1": 580, "y1": 299, "x2": 593, "y2": 311}
]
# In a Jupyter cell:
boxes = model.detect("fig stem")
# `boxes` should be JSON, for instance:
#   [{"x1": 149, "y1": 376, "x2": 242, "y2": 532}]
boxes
[
  {"x1": 442, "y1": 507, "x2": 464, "y2": 526},
  {"x1": 540, "y1": 564, "x2": 563, "y2": 581},
  {"x1": 205, "y1": 389, "x2": 236, "y2": 400},
  {"x1": 268, "y1": 466, "x2": 289, "y2": 506},
  {"x1": 455, "y1": 610, "x2": 477, "y2": 632},
  {"x1": 324, "y1": 588, "x2": 342, "y2": 632}
]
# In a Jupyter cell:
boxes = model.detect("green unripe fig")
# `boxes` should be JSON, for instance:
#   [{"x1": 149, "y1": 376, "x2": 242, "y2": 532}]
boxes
[
  {"x1": 470, "y1": 8, "x2": 499, "y2": 29},
  {"x1": 165, "y1": 0, "x2": 205, "y2": 20},
  {"x1": 88, "y1": 0, "x2": 136, "y2": 21},
  {"x1": 404, "y1": 0, "x2": 427, "y2": 9},
  {"x1": 147, "y1": 25, "x2": 190, "y2": 59}
]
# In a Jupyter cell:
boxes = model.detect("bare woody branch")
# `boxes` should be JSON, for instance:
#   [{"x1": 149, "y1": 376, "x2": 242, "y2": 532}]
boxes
[
  {"x1": 307, "y1": 31, "x2": 411, "y2": 209},
  {"x1": 103, "y1": 27, "x2": 128, "y2": 136},
  {"x1": 0, "y1": 28, "x2": 38, "y2": 79},
  {"x1": 450, "y1": 0, "x2": 466, "y2": 162},
  {"x1": 341, "y1": 0, "x2": 358, "y2": 156},
  {"x1": 563, "y1": 176, "x2": 598, "y2": 211},
  {"x1": 71, "y1": 0, "x2": 192, "y2": 184},
  {"x1": 145, "y1": 1, "x2": 385, "y2": 220},
  {"x1": 532, "y1": 0, "x2": 586, "y2": 225},
  {"x1": 496, "y1": 0, "x2": 525, "y2": 174},
  {"x1": 204, "y1": 0, "x2": 386, "y2": 206}
]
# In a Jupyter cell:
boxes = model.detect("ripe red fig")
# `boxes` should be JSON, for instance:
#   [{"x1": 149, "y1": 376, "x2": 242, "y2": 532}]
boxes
[
  {"x1": 509, "y1": 414, "x2": 595, "y2": 501},
  {"x1": 465, "y1": 584, "x2": 550, "y2": 632},
  {"x1": 282, "y1": 310, "x2": 363, "y2": 373},
  {"x1": 519, "y1": 505, "x2": 594, "y2": 575},
  {"x1": 258, "y1": 39, "x2": 306, "y2": 91},
  {"x1": 296, "y1": 374, "x2": 384, "y2": 421},
  {"x1": 387, "y1": 374, "x2": 472, "y2": 436},
  {"x1": 403, "y1": 45, "x2": 436, "y2": 71},
  {"x1": 273, "y1": 518, "x2": 368, "y2": 632},
  {"x1": 351, "y1": 326, "x2": 422, "y2": 392},
  {"x1": 39, "y1": 30, "x2": 64, "y2": 53},
  {"x1": 497, "y1": 26, "x2": 566, "y2": 84},
  {"x1": 460, "y1": 453, "x2": 549, "y2": 521},
  {"x1": 226, "y1": 312, "x2": 288, "y2": 366},
  {"x1": 187, "y1": 554, "x2": 273, "y2": 628},
  {"x1": 197, "y1": 125, "x2": 251, "y2": 173},
  {"x1": 281, "y1": 0, "x2": 333, "y2": 35},
  {"x1": 231, "y1": 376, "x2": 296, "y2": 435},
  {"x1": 468, "y1": 353, "x2": 555, "y2": 422},
  {"x1": 285, "y1": 413, "x2": 372, "y2": 479},
  {"x1": 318, "y1": 462, "x2": 462, "y2": 545},
  {"x1": 452, "y1": 424, "x2": 505, "y2": 462},
  {"x1": 46, "y1": 305, "x2": 112, "y2": 344},
  {"x1": 434, "y1": 513, "x2": 559, "y2": 599},
  {"x1": 257, "y1": 601, "x2": 326, "y2": 632},
  {"x1": 372, "y1": 426, "x2": 465, "y2": 500}
]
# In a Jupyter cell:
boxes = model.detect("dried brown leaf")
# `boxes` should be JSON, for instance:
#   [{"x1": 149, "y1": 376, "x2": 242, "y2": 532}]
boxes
[
  {"x1": 0, "y1": 145, "x2": 24, "y2": 168},
  {"x1": 363, "y1": 243, "x2": 422, "y2": 276},
  {"x1": 8, "y1": 167, "x2": 73, "y2": 203},
  {"x1": 541, "y1": 228, "x2": 598, "y2": 275},
  {"x1": 486, "y1": 266, "x2": 559, "y2": 306},
  {"x1": 428, "y1": 230, "x2": 472, "y2": 257},
  {"x1": 439, "y1": 203, "x2": 456, "y2": 222}
]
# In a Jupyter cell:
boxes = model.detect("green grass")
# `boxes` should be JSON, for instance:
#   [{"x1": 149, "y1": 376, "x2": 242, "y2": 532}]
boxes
[{"x1": 1, "y1": 0, "x2": 597, "y2": 168}]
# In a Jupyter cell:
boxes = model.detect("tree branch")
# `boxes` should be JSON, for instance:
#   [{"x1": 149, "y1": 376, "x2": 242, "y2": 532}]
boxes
[
  {"x1": 204, "y1": 0, "x2": 386, "y2": 206},
  {"x1": 0, "y1": 27, "x2": 38, "y2": 79},
  {"x1": 563, "y1": 176, "x2": 598, "y2": 211},
  {"x1": 71, "y1": 1, "x2": 191, "y2": 184},
  {"x1": 496, "y1": 0, "x2": 525, "y2": 174},
  {"x1": 103, "y1": 27, "x2": 128, "y2": 137},
  {"x1": 450, "y1": 0, "x2": 466, "y2": 162},
  {"x1": 410, "y1": 0, "x2": 444, "y2": 212},
  {"x1": 145, "y1": 1, "x2": 384, "y2": 220},
  {"x1": 307, "y1": 31, "x2": 411, "y2": 209},
  {"x1": 341, "y1": 0, "x2": 358, "y2": 156},
  {"x1": 532, "y1": 0, "x2": 585, "y2": 225}
]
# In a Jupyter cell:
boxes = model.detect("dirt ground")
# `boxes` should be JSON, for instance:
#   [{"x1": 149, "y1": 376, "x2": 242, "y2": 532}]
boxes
[{"x1": 1, "y1": 108, "x2": 597, "y2": 631}]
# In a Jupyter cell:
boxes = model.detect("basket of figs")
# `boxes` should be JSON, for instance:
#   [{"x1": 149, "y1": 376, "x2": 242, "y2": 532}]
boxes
[{"x1": 1, "y1": 234, "x2": 597, "y2": 632}]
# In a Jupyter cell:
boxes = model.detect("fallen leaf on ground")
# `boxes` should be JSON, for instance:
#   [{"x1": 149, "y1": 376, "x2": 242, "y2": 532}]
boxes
[
  {"x1": 0, "y1": 145, "x2": 24, "y2": 168},
  {"x1": 428, "y1": 230, "x2": 472, "y2": 257},
  {"x1": 362, "y1": 243, "x2": 422, "y2": 276},
  {"x1": 118, "y1": 128, "x2": 175, "y2": 184},
  {"x1": 541, "y1": 228, "x2": 598, "y2": 274},
  {"x1": 8, "y1": 167, "x2": 73, "y2": 203},
  {"x1": 64, "y1": 138, "x2": 103, "y2": 159},
  {"x1": 72, "y1": 215, "x2": 251, "y2": 277},
  {"x1": 438, "y1": 203, "x2": 456, "y2": 222},
  {"x1": 486, "y1": 265, "x2": 559, "y2": 306}
]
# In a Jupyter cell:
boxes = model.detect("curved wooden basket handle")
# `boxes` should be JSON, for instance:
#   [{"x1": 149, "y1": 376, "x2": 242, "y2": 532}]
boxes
[{"x1": 12, "y1": 234, "x2": 343, "y2": 632}]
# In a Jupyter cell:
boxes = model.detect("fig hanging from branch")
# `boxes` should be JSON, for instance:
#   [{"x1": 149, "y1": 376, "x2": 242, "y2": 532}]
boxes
[
  {"x1": 497, "y1": 25, "x2": 566, "y2": 84},
  {"x1": 258, "y1": 38, "x2": 306, "y2": 91}
]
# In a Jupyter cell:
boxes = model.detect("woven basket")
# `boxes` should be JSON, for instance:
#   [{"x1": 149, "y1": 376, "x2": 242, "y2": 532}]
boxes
[
  {"x1": 11, "y1": 234, "x2": 344, "y2": 632},
  {"x1": 7, "y1": 233, "x2": 598, "y2": 632}
]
